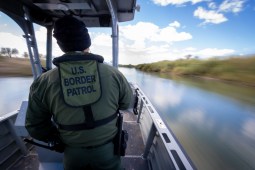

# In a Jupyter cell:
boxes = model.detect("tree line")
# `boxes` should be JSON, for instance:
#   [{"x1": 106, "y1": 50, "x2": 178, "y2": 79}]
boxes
[
  {"x1": 0, "y1": 47, "x2": 45, "y2": 58},
  {"x1": 0, "y1": 47, "x2": 19, "y2": 58}
]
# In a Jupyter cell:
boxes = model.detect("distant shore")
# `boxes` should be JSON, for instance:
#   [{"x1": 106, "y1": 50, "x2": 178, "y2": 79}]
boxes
[
  {"x1": 0, "y1": 56, "x2": 32, "y2": 76},
  {"x1": 121, "y1": 55, "x2": 255, "y2": 87},
  {"x1": 1, "y1": 55, "x2": 255, "y2": 87},
  {"x1": 0, "y1": 56, "x2": 46, "y2": 77}
]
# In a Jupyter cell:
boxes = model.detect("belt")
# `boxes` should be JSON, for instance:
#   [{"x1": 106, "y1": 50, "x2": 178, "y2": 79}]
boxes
[{"x1": 83, "y1": 139, "x2": 113, "y2": 149}]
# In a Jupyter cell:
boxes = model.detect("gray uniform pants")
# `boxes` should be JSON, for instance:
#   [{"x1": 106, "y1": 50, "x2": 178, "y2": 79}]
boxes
[{"x1": 64, "y1": 142, "x2": 121, "y2": 170}]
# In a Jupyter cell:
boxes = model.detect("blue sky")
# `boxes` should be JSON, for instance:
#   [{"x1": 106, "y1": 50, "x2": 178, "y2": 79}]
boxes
[{"x1": 0, "y1": 0, "x2": 255, "y2": 65}]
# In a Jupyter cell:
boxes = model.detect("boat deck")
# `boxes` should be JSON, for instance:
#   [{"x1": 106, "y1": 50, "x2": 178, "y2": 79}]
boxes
[
  {"x1": 10, "y1": 110, "x2": 148, "y2": 170},
  {"x1": 122, "y1": 110, "x2": 149, "y2": 170}
]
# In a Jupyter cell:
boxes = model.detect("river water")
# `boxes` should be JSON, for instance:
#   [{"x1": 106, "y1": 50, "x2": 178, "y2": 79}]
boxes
[
  {"x1": 0, "y1": 77, "x2": 33, "y2": 115},
  {"x1": 1, "y1": 68, "x2": 255, "y2": 169},
  {"x1": 119, "y1": 68, "x2": 255, "y2": 170}
]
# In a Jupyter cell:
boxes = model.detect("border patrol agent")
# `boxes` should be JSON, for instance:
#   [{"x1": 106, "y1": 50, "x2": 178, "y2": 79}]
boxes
[{"x1": 25, "y1": 16, "x2": 132, "y2": 170}]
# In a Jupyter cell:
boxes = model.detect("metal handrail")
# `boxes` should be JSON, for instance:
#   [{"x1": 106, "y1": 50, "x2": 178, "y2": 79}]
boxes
[
  {"x1": 131, "y1": 83, "x2": 196, "y2": 170},
  {"x1": 0, "y1": 110, "x2": 19, "y2": 123},
  {"x1": 0, "y1": 109, "x2": 28, "y2": 170}
]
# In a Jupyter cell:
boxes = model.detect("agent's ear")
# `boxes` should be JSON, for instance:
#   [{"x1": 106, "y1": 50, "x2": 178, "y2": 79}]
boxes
[{"x1": 84, "y1": 48, "x2": 90, "y2": 53}]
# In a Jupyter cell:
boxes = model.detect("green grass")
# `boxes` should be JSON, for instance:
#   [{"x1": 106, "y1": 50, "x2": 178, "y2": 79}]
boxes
[
  {"x1": 1, "y1": 55, "x2": 255, "y2": 86},
  {"x1": 135, "y1": 55, "x2": 255, "y2": 86},
  {"x1": 119, "y1": 64, "x2": 135, "y2": 68}
]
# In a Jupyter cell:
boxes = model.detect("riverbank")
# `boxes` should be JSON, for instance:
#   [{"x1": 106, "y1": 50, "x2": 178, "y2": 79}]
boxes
[
  {"x1": 0, "y1": 56, "x2": 45, "y2": 77},
  {"x1": 1, "y1": 55, "x2": 255, "y2": 87},
  {"x1": 134, "y1": 55, "x2": 255, "y2": 86}
]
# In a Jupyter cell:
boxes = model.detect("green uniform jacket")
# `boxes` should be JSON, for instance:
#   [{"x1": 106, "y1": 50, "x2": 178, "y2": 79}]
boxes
[{"x1": 25, "y1": 53, "x2": 132, "y2": 147}]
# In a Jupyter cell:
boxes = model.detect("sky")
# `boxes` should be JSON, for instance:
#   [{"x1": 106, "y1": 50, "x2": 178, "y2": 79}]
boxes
[{"x1": 0, "y1": 0, "x2": 255, "y2": 65}]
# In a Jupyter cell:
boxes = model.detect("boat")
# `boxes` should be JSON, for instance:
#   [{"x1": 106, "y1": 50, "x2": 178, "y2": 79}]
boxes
[{"x1": 0, "y1": 1, "x2": 196, "y2": 169}]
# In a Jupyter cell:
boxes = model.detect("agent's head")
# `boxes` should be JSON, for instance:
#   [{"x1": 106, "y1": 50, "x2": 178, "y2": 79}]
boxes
[{"x1": 53, "y1": 15, "x2": 91, "y2": 53}]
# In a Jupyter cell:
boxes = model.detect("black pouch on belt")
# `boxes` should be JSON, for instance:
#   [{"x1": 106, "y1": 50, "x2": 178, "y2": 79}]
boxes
[
  {"x1": 114, "y1": 112, "x2": 128, "y2": 156},
  {"x1": 120, "y1": 130, "x2": 128, "y2": 156}
]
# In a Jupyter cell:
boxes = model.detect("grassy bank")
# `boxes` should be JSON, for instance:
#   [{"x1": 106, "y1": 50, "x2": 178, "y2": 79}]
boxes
[
  {"x1": 135, "y1": 55, "x2": 255, "y2": 86},
  {"x1": 2, "y1": 55, "x2": 255, "y2": 86},
  {"x1": 0, "y1": 56, "x2": 45, "y2": 77}
]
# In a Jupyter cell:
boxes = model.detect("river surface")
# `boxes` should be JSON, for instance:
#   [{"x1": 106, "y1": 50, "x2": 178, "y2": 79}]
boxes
[
  {"x1": 1, "y1": 68, "x2": 255, "y2": 169},
  {"x1": 119, "y1": 68, "x2": 255, "y2": 170},
  {"x1": 0, "y1": 77, "x2": 33, "y2": 115}
]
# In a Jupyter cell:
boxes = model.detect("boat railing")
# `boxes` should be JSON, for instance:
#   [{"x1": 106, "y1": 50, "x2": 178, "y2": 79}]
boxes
[
  {"x1": 130, "y1": 83, "x2": 195, "y2": 170},
  {"x1": 0, "y1": 1, "x2": 196, "y2": 169},
  {"x1": 0, "y1": 109, "x2": 28, "y2": 170},
  {"x1": 0, "y1": 82, "x2": 196, "y2": 170},
  {"x1": 15, "y1": 101, "x2": 64, "y2": 170}
]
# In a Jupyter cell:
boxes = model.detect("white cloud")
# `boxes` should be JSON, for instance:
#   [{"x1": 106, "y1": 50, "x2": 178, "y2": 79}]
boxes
[
  {"x1": 34, "y1": 26, "x2": 63, "y2": 57},
  {"x1": 0, "y1": 26, "x2": 63, "y2": 58},
  {"x1": 116, "y1": 21, "x2": 235, "y2": 64},
  {"x1": 154, "y1": 25, "x2": 192, "y2": 42},
  {"x1": 120, "y1": 21, "x2": 192, "y2": 43},
  {"x1": 191, "y1": 0, "x2": 205, "y2": 4},
  {"x1": 118, "y1": 44, "x2": 236, "y2": 65},
  {"x1": 194, "y1": 7, "x2": 228, "y2": 24},
  {"x1": 152, "y1": 0, "x2": 187, "y2": 6},
  {"x1": 116, "y1": 21, "x2": 193, "y2": 64},
  {"x1": 0, "y1": 23, "x2": 237, "y2": 65},
  {"x1": 169, "y1": 21, "x2": 181, "y2": 28},
  {"x1": 184, "y1": 47, "x2": 197, "y2": 51},
  {"x1": 88, "y1": 32, "x2": 112, "y2": 62},
  {"x1": 90, "y1": 33, "x2": 112, "y2": 47},
  {"x1": 0, "y1": 32, "x2": 27, "y2": 56},
  {"x1": 219, "y1": 0, "x2": 245, "y2": 13},
  {"x1": 146, "y1": 44, "x2": 170, "y2": 54},
  {"x1": 152, "y1": 0, "x2": 206, "y2": 6},
  {"x1": 208, "y1": 2, "x2": 217, "y2": 9},
  {"x1": 197, "y1": 48, "x2": 235, "y2": 57},
  {"x1": 152, "y1": 0, "x2": 246, "y2": 13},
  {"x1": 35, "y1": 26, "x2": 47, "y2": 55},
  {"x1": 195, "y1": 0, "x2": 246, "y2": 25},
  {"x1": 35, "y1": 26, "x2": 47, "y2": 43},
  {"x1": 177, "y1": 47, "x2": 235, "y2": 59},
  {"x1": 120, "y1": 22, "x2": 159, "y2": 42}
]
